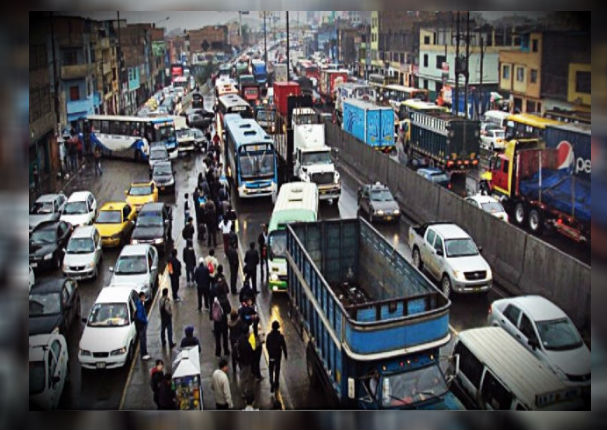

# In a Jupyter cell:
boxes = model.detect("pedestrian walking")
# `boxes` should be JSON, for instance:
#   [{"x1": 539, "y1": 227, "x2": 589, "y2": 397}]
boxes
[
  {"x1": 239, "y1": 279, "x2": 254, "y2": 304},
  {"x1": 135, "y1": 292, "x2": 151, "y2": 360},
  {"x1": 194, "y1": 257, "x2": 211, "y2": 311},
  {"x1": 180, "y1": 325, "x2": 202, "y2": 353},
  {"x1": 212, "y1": 294, "x2": 231, "y2": 357},
  {"x1": 238, "y1": 296, "x2": 259, "y2": 336},
  {"x1": 157, "y1": 372, "x2": 178, "y2": 409},
  {"x1": 168, "y1": 249, "x2": 182, "y2": 302},
  {"x1": 258, "y1": 224, "x2": 269, "y2": 282},
  {"x1": 150, "y1": 359, "x2": 164, "y2": 408},
  {"x1": 228, "y1": 310, "x2": 241, "y2": 372},
  {"x1": 205, "y1": 248, "x2": 219, "y2": 290},
  {"x1": 93, "y1": 144, "x2": 103, "y2": 176},
  {"x1": 251, "y1": 331, "x2": 263, "y2": 381},
  {"x1": 183, "y1": 240, "x2": 196, "y2": 286},
  {"x1": 213, "y1": 265, "x2": 229, "y2": 299},
  {"x1": 193, "y1": 187, "x2": 206, "y2": 241},
  {"x1": 211, "y1": 359, "x2": 233, "y2": 409},
  {"x1": 266, "y1": 320, "x2": 288, "y2": 392},
  {"x1": 237, "y1": 325, "x2": 254, "y2": 400},
  {"x1": 228, "y1": 223, "x2": 238, "y2": 250},
  {"x1": 205, "y1": 200, "x2": 218, "y2": 248},
  {"x1": 182, "y1": 217, "x2": 195, "y2": 243},
  {"x1": 226, "y1": 245, "x2": 240, "y2": 294},
  {"x1": 183, "y1": 193, "x2": 191, "y2": 225},
  {"x1": 159, "y1": 288, "x2": 176, "y2": 348},
  {"x1": 219, "y1": 217, "x2": 232, "y2": 253},
  {"x1": 244, "y1": 242, "x2": 260, "y2": 294}
]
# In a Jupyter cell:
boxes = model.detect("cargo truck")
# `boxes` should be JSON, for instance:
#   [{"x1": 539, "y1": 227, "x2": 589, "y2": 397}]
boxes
[
  {"x1": 251, "y1": 59, "x2": 268, "y2": 85},
  {"x1": 543, "y1": 123, "x2": 591, "y2": 182},
  {"x1": 480, "y1": 139, "x2": 590, "y2": 242},
  {"x1": 273, "y1": 82, "x2": 301, "y2": 117},
  {"x1": 285, "y1": 218, "x2": 464, "y2": 410},
  {"x1": 342, "y1": 100, "x2": 395, "y2": 153},
  {"x1": 272, "y1": 63, "x2": 288, "y2": 84},
  {"x1": 319, "y1": 69, "x2": 348, "y2": 104}
]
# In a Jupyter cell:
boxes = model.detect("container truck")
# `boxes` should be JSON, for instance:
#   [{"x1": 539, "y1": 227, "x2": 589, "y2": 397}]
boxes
[
  {"x1": 272, "y1": 63, "x2": 288, "y2": 84},
  {"x1": 285, "y1": 218, "x2": 463, "y2": 410},
  {"x1": 543, "y1": 123, "x2": 591, "y2": 182},
  {"x1": 480, "y1": 139, "x2": 590, "y2": 242},
  {"x1": 342, "y1": 99, "x2": 395, "y2": 152},
  {"x1": 251, "y1": 59, "x2": 268, "y2": 85},
  {"x1": 273, "y1": 82, "x2": 301, "y2": 117},
  {"x1": 319, "y1": 69, "x2": 348, "y2": 103}
]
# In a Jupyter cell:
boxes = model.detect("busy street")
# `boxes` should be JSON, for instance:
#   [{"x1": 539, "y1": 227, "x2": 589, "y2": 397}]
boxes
[{"x1": 29, "y1": 11, "x2": 591, "y2": 412}]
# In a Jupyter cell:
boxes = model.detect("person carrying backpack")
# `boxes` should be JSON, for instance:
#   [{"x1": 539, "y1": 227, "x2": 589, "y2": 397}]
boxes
[
  {"x1": 182, "y1": 218, "x2": 195, "y2": 243},
  {"x1": 159, "y1": 288, "x2": 176, "y2": 348},
  {"x1": 212, "y1": 292, "x2": 231, "y2": 357}
]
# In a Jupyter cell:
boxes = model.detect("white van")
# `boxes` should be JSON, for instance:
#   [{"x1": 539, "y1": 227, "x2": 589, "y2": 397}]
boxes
[
  {"x1": 452, "y1": 327, "x2": 584, "y2": 410},
  {"x1": 482, "y1": 110, "x2": 510, "y2": 129}
]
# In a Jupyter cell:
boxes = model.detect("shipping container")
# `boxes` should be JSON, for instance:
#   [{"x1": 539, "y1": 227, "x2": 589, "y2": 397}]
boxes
[
  {"x1": 273, "y1": 82, "x2": 302, "y2": 117},
  {"x1": 342, "y1": 100, "x2": 394, "y2": 151}
]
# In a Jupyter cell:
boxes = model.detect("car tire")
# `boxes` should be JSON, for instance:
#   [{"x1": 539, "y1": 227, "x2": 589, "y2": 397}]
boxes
[
  {"x1": 441, "y1": 274, "x2": 452, "y2": 298},
  {"x1": 412, "y1": 247, "x2": 423, "y2": 271},
  {"x1": 528, "y1": 208, "x2": 544, "y2": 235},
  {"x1": 514, "y1": 202, "x2": 526, "y2": 226},
  {"x1": 126, "y1": 340, "x2": 135, "y2": 366}
]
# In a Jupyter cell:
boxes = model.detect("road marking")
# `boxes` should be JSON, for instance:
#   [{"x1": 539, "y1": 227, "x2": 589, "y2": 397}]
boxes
[{"x1": 118, "y1": 269, "x2": 167, "y2": 410}]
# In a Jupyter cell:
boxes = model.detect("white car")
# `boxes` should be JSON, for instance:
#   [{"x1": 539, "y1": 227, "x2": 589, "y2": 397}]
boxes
[
  {"x1": 78, "y1": 287, "x2": 139, "y2": 370},
  {"x1": 29, "y1": 193, "x2": 67, "y2": 232},
  {"x1": 480, "y1": 122, "x2": 506, "y2": 151},
  {"x1": 60, "y1": 191, "x2": 97, "y2": 227},
  {"x1": 109, "y1": 244, "x2": 158, "y2": 301},
  {"x1": 29, "y1": 333, "x2": 69, "y2": 409},
  {"x1": 465, "y1": 194, "x2": 509, "y2": 222},
  {"x1": 62, "y1": 225, "x2": 103, "y2": 281},
  {"x1": 488, "y1": 295, "x2": 590, "y2": 388}
]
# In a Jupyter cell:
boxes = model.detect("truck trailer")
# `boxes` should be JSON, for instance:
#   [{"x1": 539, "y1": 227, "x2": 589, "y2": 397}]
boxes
[
  {"x1": 319, "y1": 69, "x2": 348, "y2": 103},
  {"x1": 285, "y1": 218, "x2": 463, "y2": 410},
  {"x1": 342, "y1": 99, "x2": 395, "y2": 152}
]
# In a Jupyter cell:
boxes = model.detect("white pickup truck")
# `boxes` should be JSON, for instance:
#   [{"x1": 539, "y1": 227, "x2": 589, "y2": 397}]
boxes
[{"x1": 408, "y1": 222, "x2": 492, "y2": 297}]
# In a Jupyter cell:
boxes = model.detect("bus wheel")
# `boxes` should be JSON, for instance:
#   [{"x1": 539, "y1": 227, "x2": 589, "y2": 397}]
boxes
[
  {"x1": 514, "y1": 202, "x2": 526, "y2": 226},
  {"x1": 528, "y1": 208, "x2": 544, "y2": 235}
]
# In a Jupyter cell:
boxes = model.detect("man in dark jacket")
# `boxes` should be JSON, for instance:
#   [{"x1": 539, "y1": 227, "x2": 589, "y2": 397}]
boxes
[
  {"x1": 266, "y1": 321, "x2": 288, "y2": 392},
  {"x1": 182, "y1": 218, "x2": 195, "y2": 243},
  {"x1": 228, "y1": 223, "x2": 238, "y2": 250},
  {"x1": 159, "y1": 288, "x2": 176, "y2": 348},
  {"x1": 182, "y1": 239, "x2": 196, "y2": 286},
  {"x1": 239, "y1": 280, "x2": 254, "y2": 304},
  {"x1": 168, "y1": 249, "x2": 182, "y2": 302},
  {"x1": 135, "y1": 292, "x2": 150, "y2": 360},
  {"x1": 205, "y1": 200, "x2": 218, "y2": 247},
  {"x1": 238, "y1": 296, "x2": 259, "y2": 336},
  {"x1": 244, "y1": 242, "x2": 260, "y2": 293},
  {"x1": 180, "y1": 325, "x2": 201, "y2": 353},
  {"x1": 212, "y1": 294, "x2": 231, "y2": 357},
  {"x1": 257, "y1": 224, "x2": 269, "y2": 282},
  {"x1": 237, "y1": 326, "x2": 254, "y2": 399},
  {"x1": 193, "y1": 257, "x2": 210, "y2": 311},
  {"x1": 226, "y1": 244, "x2": 240, "y2": 294},
  {"x1": 150, "y1": 359, "x2": 164, "y2": 407},
  {"x1": 157, "y1": 372, "x2": 177, "y2": 409}
]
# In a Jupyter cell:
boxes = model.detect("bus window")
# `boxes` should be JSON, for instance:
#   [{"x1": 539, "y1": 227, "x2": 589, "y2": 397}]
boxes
[{"x1": 101, "y1": 120, "x2": 110, "y2": 134}]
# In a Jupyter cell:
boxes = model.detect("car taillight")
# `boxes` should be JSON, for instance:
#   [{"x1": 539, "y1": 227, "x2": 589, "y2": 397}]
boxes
[
  {"x1": 488, "y1": 304, "x2": 492, "y2": 315},
  {"x1": 447, "y1": 183, "x2": 452, "y2": 190}
]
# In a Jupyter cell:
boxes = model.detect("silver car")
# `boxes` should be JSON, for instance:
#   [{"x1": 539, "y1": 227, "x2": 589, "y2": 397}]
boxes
[
  {"x1": 30, "y1": 193, "x2": 67, "y2": 232},
  {"x1": 62, "y1": 225, "x2": 102, "y2": 281},
  {"x1": 108, "y1": 244, "x2": 158, "y2": 301}
]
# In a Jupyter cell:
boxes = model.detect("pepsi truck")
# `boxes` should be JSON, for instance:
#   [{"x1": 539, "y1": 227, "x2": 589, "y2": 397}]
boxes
[{"x1": 285, "y1": 218, "x2": 464, "y2": 410}]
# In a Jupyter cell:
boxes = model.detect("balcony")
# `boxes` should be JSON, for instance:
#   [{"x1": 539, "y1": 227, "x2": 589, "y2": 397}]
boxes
[{"x1": 61, "y1": 63, "x2": 94, "y2": 80}]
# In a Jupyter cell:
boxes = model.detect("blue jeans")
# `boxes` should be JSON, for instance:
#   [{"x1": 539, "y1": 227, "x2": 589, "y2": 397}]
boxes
[{"x1": 161, "y1": 318, "x2": 173, "y2": 346}]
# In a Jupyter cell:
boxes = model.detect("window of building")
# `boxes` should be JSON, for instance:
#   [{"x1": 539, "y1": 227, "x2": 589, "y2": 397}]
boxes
[
  {"x1": 576, "y1": 71, "x2": 590, "y2": 94},
  {"x1": 69, "y1": 85, "x2": 80, "y2": 101},
  {"x1": 532, "y1": 38, "x2": 538, "y2": 52},
  {"x1": 436, "y1": 55, "x2": 446, "y2": 69},
  {"x1": 530, "y1": 69, "x2": 538, "y2": 84},
  {"x1": 424, "y1": 35, "x2": 430, "y2": 45},
  {"x1": 502, "y1": 64, "x2": 510, "y2": 80},
  {"x1": 400, "y1": 53, "x2": 405, "y2": 64},
  {"x1": 423, "y1": 79, "x2": 428, "y2": 90},
  {"x1": 527, "y1": 101, "x2": 537, "y2": 113},
  {"x1": 63, "y1": 49, "x2": 79, "y2": 66},
  {"x1": 423, "y1": 54, "x2": 428, "y2": 68},
  {"x1": 516, "y1": 66, "x2": 525, "y2": 82}
]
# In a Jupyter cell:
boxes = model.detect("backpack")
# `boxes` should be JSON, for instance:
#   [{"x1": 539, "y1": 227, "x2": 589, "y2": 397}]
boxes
[
  {"x1": 212, "y1": 298, "x2": 224, "y2": 322},
  {"x1": 160, "y1": 297, "x2": 171, "y2": 318},
  {"x1": 207, "y1": 259, "x2": 215, "y2": 275}
]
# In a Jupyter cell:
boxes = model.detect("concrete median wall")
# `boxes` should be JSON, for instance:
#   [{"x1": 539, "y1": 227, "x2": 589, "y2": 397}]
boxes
[{"x1": 326, "y1": 122, "x2": 591, "y2": 331}]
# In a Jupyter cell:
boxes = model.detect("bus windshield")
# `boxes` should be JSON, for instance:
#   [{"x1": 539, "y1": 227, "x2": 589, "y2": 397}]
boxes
[
  {"x1": 268, "y1": 230, "x2": 287, "y2": 259},
  {"x1": 153, "y1": 123, "x2": 175, "y2": 143},
  {"x1": 380, "y1": 364, "x2": 449, "y2": 408},
  {"x1": 238, "y1": 148, "x2": 275, "y2": 179}
]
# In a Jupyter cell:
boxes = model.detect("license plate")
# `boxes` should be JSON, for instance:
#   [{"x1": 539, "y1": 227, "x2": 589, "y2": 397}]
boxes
[
  {"x1": 385, "y1": 216, "x2": 392, "y2": 221},
  {"x1": 96, "y1": 362, "x2": 106, "y2": 369},
  {"x1": 160, "y1": 186, "x2": 165, "y2": 190},
  {"x1": 31, "y1": 263, "x2": 38, "y2": 268}
]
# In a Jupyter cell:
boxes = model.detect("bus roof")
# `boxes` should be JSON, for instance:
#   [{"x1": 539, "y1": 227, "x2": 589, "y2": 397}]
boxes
[
  {"x1": 219, "y1": 94, "x2": 250, "y2": 109},
  {"x1": 506, "y1": 113, "x2": 563, "y2": 129},
  {"x1": 269, "y1": 182, "x2": 318, "y2": 231},
  {"x1": 400, "y1": 99, "x2": 449, "y2": 111},
  {"x1": 86, "y1": 114, "x2": 173, "y2": 123},
  {"x1": 224, "y1": 115, "x2": 273, "y2": 148},
  {"x1": 384, "y1": 84, "x2": 427, "y2": 93}
]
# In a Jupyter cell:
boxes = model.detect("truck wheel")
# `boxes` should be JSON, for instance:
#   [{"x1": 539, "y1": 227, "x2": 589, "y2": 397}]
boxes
[
  {"x1": 412, "y1": 247, "x2": 423, "y2": 271},
  {"x1": 528, "y1": 208, "x2": 544, "y2": 235},
  {"x1": 514, "y1": 202, "x2": 526, "y2": 226},
  {"x1": 441, "y1": 275, "x2": 452, "y2": 298}
]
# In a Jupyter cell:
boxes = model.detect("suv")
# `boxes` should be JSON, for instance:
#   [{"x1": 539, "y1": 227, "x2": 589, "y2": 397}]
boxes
[
  {"x1": 131, "y1": 202, "x2": 173, "y2": 254},
  {"x1": 148, "y1": 143, "x2": 169, "y2": 172},
  {"x1": 109, "y1": 244, "x2": 158, "y2": 301},
  {"x1": 357, "y1": 182, "x2": 400, "y2": 223},
  {"x1": 151, "y1": 161, "x2": 176, "y2": 193}
]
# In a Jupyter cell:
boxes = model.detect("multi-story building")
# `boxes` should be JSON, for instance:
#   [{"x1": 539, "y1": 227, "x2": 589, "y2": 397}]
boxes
[
  {"x1": 119, "y1": 23, "x2": 153, "y2": 114},
  {"x1": 92, "y1": 20, "x2": 119, "y2": 115},
  {"x1": 150, "y1": 26, "x2": 168, "y2": 89},
  {"x1": 188, "y1": 25, "x2": 228, "y2": 63},
  {"x1": 499, "y1": 30, "x2": 590, "y2": 115}
]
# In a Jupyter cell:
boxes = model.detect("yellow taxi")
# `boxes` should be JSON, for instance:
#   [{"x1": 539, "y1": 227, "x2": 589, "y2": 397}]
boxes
[
  {"x1": 94, "y1": 202, "x2": 137, "y2": 247},
  {"x1": 124, "y1": 180, "x2": 158, "y2": 212}
]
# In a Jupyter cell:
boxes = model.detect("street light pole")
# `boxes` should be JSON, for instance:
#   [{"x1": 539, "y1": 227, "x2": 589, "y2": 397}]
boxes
[
  {"x1": 286, "y1": 11, "x2": 290, "y2": 80},
  {"x1": 264, "y1": 12, "x2": 268, "y2": 65}
]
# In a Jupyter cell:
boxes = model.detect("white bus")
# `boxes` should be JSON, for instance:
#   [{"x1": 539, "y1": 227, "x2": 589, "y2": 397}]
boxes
[{"x1": 267, "y1": 182, "x2": 319, "y2": 293}]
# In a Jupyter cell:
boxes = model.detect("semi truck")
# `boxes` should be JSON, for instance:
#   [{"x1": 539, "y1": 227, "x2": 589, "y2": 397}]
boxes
[
  {"x1": 403, "y1": 110, "x2": 480, "y2": 172},
  {"x1": 342, "y1": 99, "x2": 395, "y2": 153},
  {"x1": 480, "y1": 139, "x2": 590, "y2": 242},
  {"x1": 251, "y1": 59, "x2": 268, "y2": 85},
  {"x1": 319, "y1": 69, "x2": 348, "y2": 103},
  {"x1": 273, "y1": 82, "x2": 301, "y2": 117},
  {"x1": 272, "y1": 62, "x2": 288, "y2": 84},
  {"x1": 543, "y1": 123, "x2": 591, "y2": 182},
  {"x1": 285, "y1": 218, "x2": 463, "y2": 410}
]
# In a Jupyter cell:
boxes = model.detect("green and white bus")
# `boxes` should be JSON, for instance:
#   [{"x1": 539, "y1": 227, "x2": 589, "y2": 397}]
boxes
[{"x1": 267, "y1": 182, "x2": 319, "y2": 292}]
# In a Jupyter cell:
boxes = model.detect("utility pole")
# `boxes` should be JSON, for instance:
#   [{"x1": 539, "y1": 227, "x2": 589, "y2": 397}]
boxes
[
  {"x1": 116, "y1": 11, "x2": 123, "y2": 115},
  {"x1": 263, "y1": 12, "x2": 268, "y2": 65},
  {"x1": 454, "y1": 11, "x2": 459, "y2": 117},
  {"x1": 464, "y1": 11, "x2": 470, "y2": 119},
  {"x1": 49, "y1": 12, "x2": 61, "y2": 135},
  {"x1": 479, "y1": 34, "x2": 485, "y2": 119},
  {"x1": 286, "y1": 11, "x2": 290, "y2": 80}
]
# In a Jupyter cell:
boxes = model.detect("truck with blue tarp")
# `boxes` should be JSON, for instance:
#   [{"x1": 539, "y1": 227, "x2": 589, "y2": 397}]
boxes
[
  {"x1": 285, "y1": 218, "x2": 464, "y2": 410},
  {"x1": 252, "y1": 59, "x2": 268, "y2": 85},
  {"x1": 480, "y1": 139, "x2": 590, "y2": 243},
  {"x1": 342, "y1": 99, "x2": 395, "y2": 153}
]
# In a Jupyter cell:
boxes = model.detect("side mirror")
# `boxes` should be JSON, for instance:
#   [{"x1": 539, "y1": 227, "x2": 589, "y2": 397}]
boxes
[
  {"x1": 478, "y1": 246, "x2": 483, "y2": 253},
  {"x1": 151, "y1": 265, "x2": 158, "y2": 272},
  {"x1": 436, "y1": 248, "x2": 443, "y2": 256},
  {"x1": 528, "y1": 338, "x2": 539, "y2": 350}
]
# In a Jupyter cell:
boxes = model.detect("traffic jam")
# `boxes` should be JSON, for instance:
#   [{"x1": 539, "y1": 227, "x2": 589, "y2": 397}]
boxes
[{"x1": 29, "y1": 11, "x2": 590, "y2": 412}]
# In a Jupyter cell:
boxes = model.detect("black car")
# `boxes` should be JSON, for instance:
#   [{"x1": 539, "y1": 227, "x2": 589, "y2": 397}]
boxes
[
  {"x1": 29, "y1": 277, "x2": 80, "y2": 335},
  {"x1": 152, "y1": 161, "x2": 176, "y2": 193},
  {"x1": 186, "y1": 109, "x2": 214, "y2": 130},
  {"x1": 357, "y1": 182, "x2": 400, "y2": 223},
  {"x1": 130, "y1": 202, "x2": 173, "y2": 254},
  {"x1": 191, "y1": 91, "x2": 204, "y2": 109},
  {"x1": 29, "y1": 220, "x2": 73, "y2": 271}
]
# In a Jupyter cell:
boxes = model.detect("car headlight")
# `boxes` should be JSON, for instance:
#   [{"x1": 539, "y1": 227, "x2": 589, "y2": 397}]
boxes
[
  {"x1": 131, "y1": 239, "x2": 139, "y2": 244},
  {"x1": 88, "y1": 261, "x2": 96, "y2": 268},
  {"x1": 270, "y1": 273, "x2": 279, "y2": 282},
  {"x1": 51, "y1": 326, "x2": 60, "y2": 334},
  {"x1": 62, "y1": 263, "x2": 68, "y2": 271},
  {"x1": 486, "y1": 267, "x2": 493, "y2": 280},
  {"x1": 110, "y1": 347, "x2": 127, "y2": 356},
  {"x1": 452, "y1": 270, "x2": 465, "y2": 281},
  {"x1": 334, "y1": 171, "x2": 340, "y2": 183},
  {"x1": 154, "y1": 238, "x2": 164, "y2": 244},
  {"x1": 43, "y1": 253, "x2": 54, "y2": 260},
  {"x1": 393, "y1": 209, "x2": 400, "y2": 215},
  {"x1": 79, "y1": 349, "x2": 91, "y2": 356},
  {"x1": 376, "y1": 210, "x2": 384, "y2": 216}
]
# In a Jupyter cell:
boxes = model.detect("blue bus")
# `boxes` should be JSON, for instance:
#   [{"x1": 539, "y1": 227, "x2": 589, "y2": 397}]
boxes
[
  {"x1": 83, "y1": 115, "x2": 177, "y2": 161},
  {"x1": 223, "y1": 114, "x2": 278, "y2": 199}
]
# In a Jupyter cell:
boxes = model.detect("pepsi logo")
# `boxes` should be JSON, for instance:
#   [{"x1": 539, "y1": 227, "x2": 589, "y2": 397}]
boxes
[{"x1": 556, "y1": 140, "x2": 575, "y2": 170}]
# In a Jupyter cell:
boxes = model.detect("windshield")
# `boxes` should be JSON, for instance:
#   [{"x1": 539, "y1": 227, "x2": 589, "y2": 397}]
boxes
[
  {"x1": 154, "y1": 164, "x2": 172, "y2": 175},
  {"x1": 137, "y1": 212, "x2": 163, "y2": 227},
  {"x1": 150, "y1": 148, "x2": 168, "y2": 160},
  {"x1": 429, "y1": 172, "x2": 450, "y2": 183},
  {"x1": 480, "y1": 201, "x2": 505, "y2": 213},
  {"x1": 536, "y1": 318, "x2": 584, "y2": 351},
  {"x1": 128, "y1": 185, "x2": 153, "y2": 196},
  {"x1": 238, "y1": 149, "x2": 275, "y2": 179},
  {"x1": 445, "y1": 238, "x2": 479, "y2": 257},
  {"x1": 96, "y1": 210, "x2": 122, "y2": 224},
  {"x1": 63, "y1": 201, "x2": 88, "y2": 215},
  {"x1": 30, "y1": 201, "x2": 54, "y2": 215},
  {"x1": 192, "y1": 129, "x2": 204, "y2": 139},
  {"x1": 302, "y1": 151, "x2": 332, "y2": 165},
  {"x1": 87, "y1": 302, "x2": 129, "y2": 327},
  {"x1": 29, "y1": 361, "x2": 45, "y2": 394},
  {"x1": 154, "y1": 124, "x2": 174, "y2": 142},
  {"x1": 268, "y1": 230, "x2": 287, "y2": 259},
  {"x1": 29, "y1": 293, "x2": 61, "y2": 316},
  {"x1": 380, "y1": 365, "x2": 449, "y2": 408},
  {"x1": 176, "y1": 129, "x2": 192, "y2": 139},
  {"x1": 370, "y1": 190, "x2": 394, "y2": 202},
  {"x1": 67, "y1": 237, "x2": 95, "y2": 254},
  {"x1": 30, "y1": 228, "x2": 56, "y2": 244},
  {"x1": 115, "y1": 255, "x2": 147, "y2": 275},
  {"x1": 257, "y1": 110, "x2": 276, "y2": 122},
  {"x1": 491, "y1": 130, "x2": 505, "y2": 138}
]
